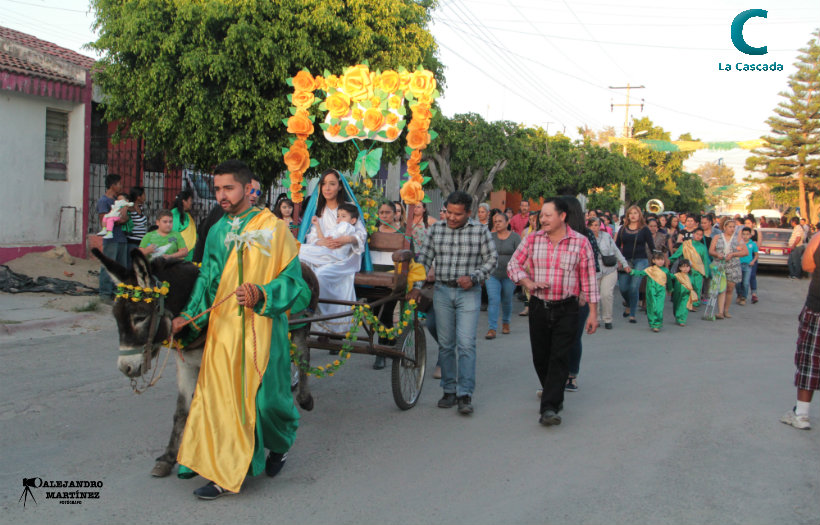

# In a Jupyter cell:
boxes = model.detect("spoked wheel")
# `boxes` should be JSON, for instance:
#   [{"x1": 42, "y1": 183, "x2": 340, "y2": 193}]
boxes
[{"x1": 391, "y1": 316, "x2": 426, "y2": 410}]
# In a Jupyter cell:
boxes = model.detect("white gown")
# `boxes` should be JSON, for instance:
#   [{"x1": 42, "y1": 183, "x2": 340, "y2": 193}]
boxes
[{"x1": 302, "y1": 207, "x2": 367, "y2": 334}]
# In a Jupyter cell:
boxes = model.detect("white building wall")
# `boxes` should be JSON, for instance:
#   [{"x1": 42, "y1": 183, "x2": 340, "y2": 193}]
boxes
[{"x1": 0, "y1": 91, "x2": 85, "y2": 247}]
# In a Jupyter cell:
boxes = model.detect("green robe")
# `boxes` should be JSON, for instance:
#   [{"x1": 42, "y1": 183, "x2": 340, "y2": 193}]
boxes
[
  {"x1": 669, "y1": 274, "x2": 695, "y2": 325},
  {"x1": 669, "y1": 240, "x2": 710, "y2": 305},
  {"x1": 177, "y1": 207, "x2": 311, "y2": 482},
  {"x1": 630, "y1": 266, "x2": 671, "y2": 328}
]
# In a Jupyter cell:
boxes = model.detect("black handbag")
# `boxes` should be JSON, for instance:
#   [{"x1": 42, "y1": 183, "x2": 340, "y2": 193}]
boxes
[{"x1": 601, "y1": 254, "x2": 618, "y2": 267}]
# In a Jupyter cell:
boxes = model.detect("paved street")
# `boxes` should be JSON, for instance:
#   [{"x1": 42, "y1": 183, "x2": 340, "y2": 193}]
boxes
[{"x1": 1, "y1": 273, "x2": 818, "y2": 524}]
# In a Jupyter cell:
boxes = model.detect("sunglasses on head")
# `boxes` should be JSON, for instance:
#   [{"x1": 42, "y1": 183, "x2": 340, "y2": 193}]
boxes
[{"x1": 250, "y1": 189, "x2": 262, "y2": 196}]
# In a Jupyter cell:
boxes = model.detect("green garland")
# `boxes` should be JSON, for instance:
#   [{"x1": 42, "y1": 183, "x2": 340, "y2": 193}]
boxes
[
  {"x1": 289, "y1": 300, "x2": 417, "y2": 378},
  {"x1": 115, "y1": 281, "x2": 170, "y2": 304}
]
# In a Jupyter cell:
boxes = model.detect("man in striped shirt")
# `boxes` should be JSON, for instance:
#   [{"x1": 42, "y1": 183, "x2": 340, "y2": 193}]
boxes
[
  {"x1": 409, "y1": 190, "x2": 498, "y2": 415},
  {"x1": 508, "y1": 197, "x2": 599, "y2": 427}
]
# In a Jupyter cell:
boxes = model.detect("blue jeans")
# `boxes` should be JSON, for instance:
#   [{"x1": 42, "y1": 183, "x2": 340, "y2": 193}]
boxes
[
  {"x1": 433, "y1": 282, "x2": 480, "y2": 397},
  {"x1": 568, "y1": 303, "x2": 590, "y2": 377},
  {"x1": 485, "y1": 275, "x2": 514, "y2": 331},
  {"x1": 99, "y1": 240, "x2": 128, "y2": 297},
  {"x1": 750, "y1": 260, "x2": 758, "y2": 293},
  {"x1": 789, "y1": 245, "x2": 805, "y2": 278},
  {"x1": 737, "y1": 262, "x2": 751, "y2": 299},
  {"x1": 618, "y1": 258, "x2": 649, "y2": 317}
]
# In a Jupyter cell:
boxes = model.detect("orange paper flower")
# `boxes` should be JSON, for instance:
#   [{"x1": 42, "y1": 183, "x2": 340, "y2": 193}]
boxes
[
  {"x1": 314, "y1": 75, "x2": 327, "y2": 91},
  {"x1": 290, "y1": 182, "x2": 303, "y2": 194},
  {"x1": 386, "y1": 127, "x2": 399, "y2": 140},
  {"x1": 406, "y1": 129, "x2": 430, "y2": 150},
  {"x1": 326, "y1": 75, "x2": 340, "y2": 88},
  {"x1": 409, "y1": 70, "x2": 436, "y2": 98},
  {"x1": 290, "y1": 170, "x2": 304, "y2": 183},
  {"x1": 328, "y1": 124, "x2": 341, "y2": 136},
  {"x1": 408, "y1": 117, "x2": 430, "y2": 131},
  {"x1": 345, "y1": 124, "x2": 360, "y2": 136},
  {"x1": 326, "y1": 92, "x2": 351, "y2": 118},
  {"x1": 293, "y1": 70, "x2": 316, "y2": 92},
  {"x1": 400, "y1": 180, "x2": 424, "y2": 205},
  {"x1": 380, "y1": 70, "x2": 400, "y2": 93},
  {"x1": 343, "y1": 64, "x2": 373, "y2": 102},
  {"x1": 388, "y1": 96, "x2": 402, "y2": 110},
  {"x1": 398, "y1": 71, "x2": 411, "y2": 92},
  {"x1": 409, "y1": 150, "x2": 422, "y2": 163},
  {"x1": 292, "y1": 90, "x2": 315, "y2": 109},
  {"x1": 386, "y1": 113, "x2": 399, "y2": 125},
  {"x1": 352, "y1": 108, "x2": 364, "y2": 120},
  {"x1": 284, "y1": 146, "x2": 310, "y2": 173},
  {"x1": 363, "y1": 108, "x2": 385, "y2": 131},
  {"x1": 287, "y1": 111, "x2": 314, "y2": 135}
]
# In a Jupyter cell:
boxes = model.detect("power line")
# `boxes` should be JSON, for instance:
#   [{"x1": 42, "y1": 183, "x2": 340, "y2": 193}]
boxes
[
  {"x1": 560, "y1": 0, "x2": 629, "y2": 78},
  {"x1": 0, "y1": 0, "x2": 87, "y2": 13}
]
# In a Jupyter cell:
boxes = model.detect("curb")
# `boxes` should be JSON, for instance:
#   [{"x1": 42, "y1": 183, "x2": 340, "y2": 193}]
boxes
[{"x1": 0, "y1": 312, "x2": 101, "y2": 335}]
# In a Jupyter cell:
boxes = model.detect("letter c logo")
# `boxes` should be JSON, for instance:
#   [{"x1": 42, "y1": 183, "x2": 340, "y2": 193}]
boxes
[{"x1": 731, "y1": 9, "x2": 767, "y2": 55}]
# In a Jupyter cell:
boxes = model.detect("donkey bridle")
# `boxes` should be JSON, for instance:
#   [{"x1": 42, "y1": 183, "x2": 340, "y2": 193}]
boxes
[{"x1": 118, "y1": 278, "x2": 167, "y2": 375}]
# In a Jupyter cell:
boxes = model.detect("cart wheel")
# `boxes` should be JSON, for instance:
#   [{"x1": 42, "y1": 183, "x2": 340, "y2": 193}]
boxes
[{"x1": 391, "y1": 319, "x2": 426, "y2": 410}]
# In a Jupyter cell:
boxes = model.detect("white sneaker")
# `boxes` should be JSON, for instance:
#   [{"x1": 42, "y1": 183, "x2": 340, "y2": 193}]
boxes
[{"x1": 781, "y1": 408, "x2": 811, "y2": 430}]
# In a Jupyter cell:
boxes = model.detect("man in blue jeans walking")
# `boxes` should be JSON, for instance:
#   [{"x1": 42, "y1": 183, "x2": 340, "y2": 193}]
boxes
[
  {"x1": 96, "y1": 174, "x2": 129, "y2": 303},
  {"x1": 409, "y1": 190, "x2": 497, "y2": 415}
]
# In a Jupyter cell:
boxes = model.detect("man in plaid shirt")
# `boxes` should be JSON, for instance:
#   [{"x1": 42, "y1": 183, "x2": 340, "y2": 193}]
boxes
[
  {"x1": 508, "y1": 197, "x2": 599, "y2": 427},
  {"x1": 409, "y1": 190, "x2": 498, "y2": 415}
]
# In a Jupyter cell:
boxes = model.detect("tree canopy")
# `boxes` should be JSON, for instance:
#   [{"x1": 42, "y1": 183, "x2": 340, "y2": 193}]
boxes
[
  {"x1": 90, "y1": 0, "x2": 442, "y2": 180},
  {"x1": 746, "y1": 28, "x2": 820, "y2": 219}
]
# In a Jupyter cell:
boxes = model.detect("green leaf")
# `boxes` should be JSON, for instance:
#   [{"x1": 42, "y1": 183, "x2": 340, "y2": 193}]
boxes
[
  {"x1": 308, "y1": 115, "x2": 315, "y2": 122},
  {"x1": 419, "y1": 161, "x2": 428, "y2": 171},
  {"x1": 422, "y1": 195, "x2": 431, "y2": 203},
  {"x1": 428, "y1": 130, "x2": 439, "y2": 140},
  {"x1": 365, "y1": 147, "x2": 383, "y2": 176},
  {"x1": 432, "y1": 89, "x2": 440, "y2": 99},
  {"x1": 323, "y1": 69, "x2": 331, "y2": 78},
  {"x1": 309, "y1": 158, "x2": 319, "y2": 167},
  {"x1": 318, "y1": 102, "x2": 328, "y2": 111},
  {"x1": 288, "y1": 107, "x2": 297, "y2": 116},
  {"x1": 398, "y1": 66, "x2": 407, "y2": 73},
  {"x1": 353, "y1": 149, "x2": 368, "y2": 176},
  {"x1": 286, "y1": 78, "x2": 293, "y2": 87},
  {"x1": 361, "y1": 100, "x2": 372, "y2": 109},
  {"x1": 319, "y1": 122, "x2": 330, "y2": 130},
  {"x1": 305, "y1": 140, "x2": 313, "y2": 148},
  {"x1": 331, "y1": 117, "x2": 340, "y2": 125},
  {"x1": 287, "y1": 94, "x2": 293, "y2": 103},
  {"x1": 397, "y1": 106, "x2": 407, "y2": 116},
  {"x1": 377, "y1": 130, "x2": 388, "y2": 138},
  {"x1": 431, "y1": 108, "x2": 438, "y2": 117},
  {"x1": 397, "y1": 120, "x2": 407, "y2": 130},
  {"x1": 361, "y1": 59, "x2": 369, "y2": 66},
  {"x1": 422, "y1": 176, "x2": 431, "y2": 185},
  {"x1": 282, "y1": 118, "x2": 290, "y2": 126},
  {"x1": 313, "y1": 97, "x2": 322, "y2": 106},
  {"x1": 405, "y1": 146, "x2": 414, "y2": 155},
  {"x1": 339, "y1": 127, "x2": 349, "y2": 138},
  {"x1": 281, "y1": 147, "x2": 289, "y2": 155}
]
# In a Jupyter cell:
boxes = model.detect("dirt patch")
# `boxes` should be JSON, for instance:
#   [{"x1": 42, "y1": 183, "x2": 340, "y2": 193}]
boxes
[{"x1": 5, "y1": 249, "x2": 101, "y2": 289}]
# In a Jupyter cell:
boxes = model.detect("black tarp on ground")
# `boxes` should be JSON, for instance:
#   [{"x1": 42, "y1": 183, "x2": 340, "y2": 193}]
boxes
[{"x1": 0, "y1": 265, "x2": 98, "y2": 295}]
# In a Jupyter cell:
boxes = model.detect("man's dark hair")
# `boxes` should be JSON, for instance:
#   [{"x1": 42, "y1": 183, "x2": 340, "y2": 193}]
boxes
[
  {"x1": 791, "y1": 216, "x2": 801, "y2": 226},
  {"x1": 742, "y1": 226, "x2": 752, "y2": 233},
  {"x1": 445, "y1": 190, "x2": 473, "y2": 212},
  {"x1": 544, "y1": 197, "x2": 569, "y2": 218},
  {"x1": 105, "y1": 173, "x2": 121, "y2": 190},
  {"x1": 703, "y1": 213, "x2": 715, "y2": 224},
  {"x1": 251, "y1": 173, "x2": 261, "y2": 183},
  {"x1": 213, "y1": 159, "x2": 253, "y2": 185},
  {"x1": 694, "y1": 227, "x2": 704, "y2": 234},
  {"x1": 338, "y1": 202, "x2": 359, "y2": 220},
  {"x1": 688, "y1": 213, "x2": 701, "y2": 223}
]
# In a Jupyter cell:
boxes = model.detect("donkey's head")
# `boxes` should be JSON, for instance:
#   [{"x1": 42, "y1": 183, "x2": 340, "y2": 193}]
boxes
[{"x1": 93, "y1": 248, "x2": 199, "y2": 377}]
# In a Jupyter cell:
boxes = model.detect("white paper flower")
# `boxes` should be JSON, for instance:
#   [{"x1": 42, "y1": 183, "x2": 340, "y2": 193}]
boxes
[{"x1": 225, "y1": 226, "x2": 277, "y2": 256}]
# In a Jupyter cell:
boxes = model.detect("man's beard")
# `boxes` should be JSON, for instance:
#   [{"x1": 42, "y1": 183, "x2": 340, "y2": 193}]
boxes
[{"x1": 221, "y1": 196, "x2": 245, "y2": 214}]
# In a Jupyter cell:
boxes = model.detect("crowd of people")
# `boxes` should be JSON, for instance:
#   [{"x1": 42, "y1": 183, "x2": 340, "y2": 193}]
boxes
[{"x1": 95, "y1": 163, "x2": 818, "y2": 499}]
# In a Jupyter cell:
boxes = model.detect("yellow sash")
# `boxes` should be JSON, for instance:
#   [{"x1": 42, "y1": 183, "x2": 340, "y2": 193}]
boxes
[
  {"x1": 674, "y1": 271, "x2": 699, "y2": 309},
  {"x1": 645, "y1": 265, "x2": 667, "y2": 287},
  {"x1": 682, "y1": 240, "x2": 705, "y2": 276},
  {"x1": 177, "y1": 209, "x2": 297, "y2": 493}
]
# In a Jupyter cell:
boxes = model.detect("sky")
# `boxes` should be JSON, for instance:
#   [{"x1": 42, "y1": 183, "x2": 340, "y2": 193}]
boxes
[{"x1": 2, "y1": 0, "x2": 818, "y2": 183}]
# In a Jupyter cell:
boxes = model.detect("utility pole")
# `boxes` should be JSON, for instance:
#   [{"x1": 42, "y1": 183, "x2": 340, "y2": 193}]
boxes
[{"x1": 609, "y1": 83, "x2": 645, "y2": 216}]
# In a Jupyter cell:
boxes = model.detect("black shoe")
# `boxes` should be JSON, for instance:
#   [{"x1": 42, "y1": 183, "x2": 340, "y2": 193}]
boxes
[
  {"x1": 604, "y1": 322, "x2": 613, "y2": 329},
  {"x1": 193, "y1": 481, "x2": 234, "y2": 500},
  {"x1": 265, "y1": 451, "x2": 287, "y2": 477},
  {"x1": 629, "y1": 318, "x2": 637, "y2": 324},
  {"x1": 457, "y1": 395, "x2": 474, "y2": 415},
  {"x1": 622, "y1": 311, "x2": 629, "y2": 318},
  {"x1": 373, "y1": 356, "x2": 385, "y2": 370},
  {"x1": 539, "y1": 409, "x2": 562, "y2": 426},
  {"x1": 438, "y1": 392, "x2": 457, "y2": 408},
  {"x1": 480, "y1": 303, "x2": 488, "y2": 312}
]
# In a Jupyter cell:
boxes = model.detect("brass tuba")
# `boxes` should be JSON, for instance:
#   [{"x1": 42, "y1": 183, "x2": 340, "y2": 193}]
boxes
[{"x1": 645, "y1": 199, "x2": 664, "y2": 214}]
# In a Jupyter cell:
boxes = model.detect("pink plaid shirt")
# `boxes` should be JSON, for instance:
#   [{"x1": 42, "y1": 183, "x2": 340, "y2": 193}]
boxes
[{"x1": 507, "y1": 225, "x2": 600, "y2": 303}]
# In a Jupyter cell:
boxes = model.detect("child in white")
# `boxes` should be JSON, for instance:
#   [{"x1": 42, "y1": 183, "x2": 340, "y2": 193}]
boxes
[{"x1": 299, "y1": 205, "x2": 359, "y2": 266}]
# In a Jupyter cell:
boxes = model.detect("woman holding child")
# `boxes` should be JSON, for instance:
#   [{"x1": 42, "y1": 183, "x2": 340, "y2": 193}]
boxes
[{"x1": 298, "y1": 169, "x2": 369, "y2": 334}]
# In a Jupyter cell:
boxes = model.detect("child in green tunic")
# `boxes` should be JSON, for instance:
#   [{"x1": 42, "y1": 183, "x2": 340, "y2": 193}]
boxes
[
  {"x1": 670, "y1": 259, "x2": 698, "y2": 326},
  {"x1": 139, "y1": 209, "x2": 189, "y2": 260},
  {"x1": 630, "y1": 252, "x2": 671, "y2": 332}
]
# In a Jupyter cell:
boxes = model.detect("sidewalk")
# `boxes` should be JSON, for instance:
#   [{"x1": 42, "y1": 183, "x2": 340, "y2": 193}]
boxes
[{"x1": 0, "y1": 291, "x2": 110, "y2": 336}]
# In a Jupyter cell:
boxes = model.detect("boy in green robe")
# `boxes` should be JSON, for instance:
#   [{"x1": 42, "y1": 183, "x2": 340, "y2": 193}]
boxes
[
  {"x1": 630, "y1": 252, "x2": 671, "y2": 332},
  {"x1": 669, "y1": 227, "x2": 710, "y2": 306},
  {"x1": 670, "y1": 259, "x2": 698, "y2": 326}
]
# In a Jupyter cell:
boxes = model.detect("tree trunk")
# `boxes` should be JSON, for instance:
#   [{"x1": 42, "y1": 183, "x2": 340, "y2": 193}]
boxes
[
  {"x1": 798, "y1": 168, "x2": 807, "y2": 220},
  {"x1": 428, "y1": 146, "x2": 455, "y2": 196}
]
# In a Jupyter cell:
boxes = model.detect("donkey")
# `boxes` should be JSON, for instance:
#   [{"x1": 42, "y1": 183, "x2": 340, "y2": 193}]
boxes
[{"x1": 94, "y1": 248, "x2": 318, "y2": 478}]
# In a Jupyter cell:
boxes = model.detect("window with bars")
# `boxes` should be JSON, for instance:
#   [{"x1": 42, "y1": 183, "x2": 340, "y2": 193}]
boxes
[{"x1": 45, "y1": 109, "x2": 68, "y2": 181}]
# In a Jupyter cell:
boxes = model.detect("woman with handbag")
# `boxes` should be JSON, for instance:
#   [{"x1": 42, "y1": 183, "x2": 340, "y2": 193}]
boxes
[
  {"x1": 589, "y1": 217, "x2": 629, "y2": 329},
  {"x1": 615, "y1": 205, "x2": 655, "y2": 323}
]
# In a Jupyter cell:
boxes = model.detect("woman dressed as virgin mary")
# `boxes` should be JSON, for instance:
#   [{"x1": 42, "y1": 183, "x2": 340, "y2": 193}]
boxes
[{"x1": 298, "y1": 169, "x2": 372, "y2": 333}]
